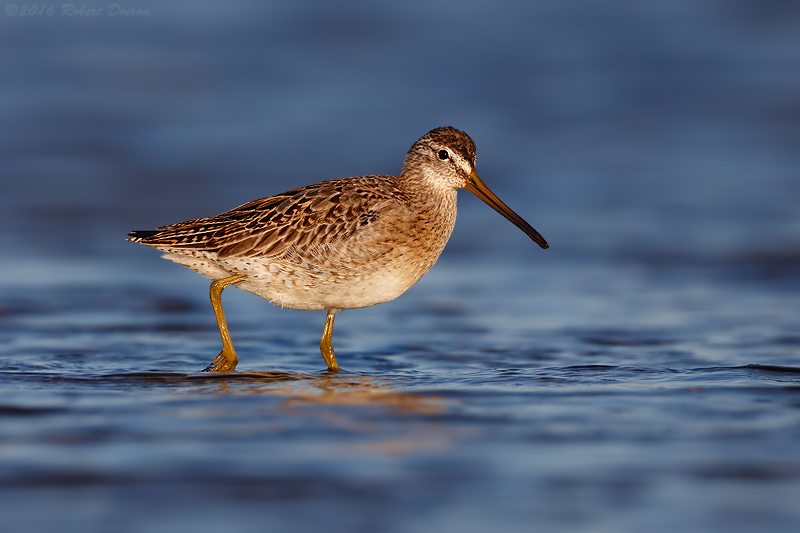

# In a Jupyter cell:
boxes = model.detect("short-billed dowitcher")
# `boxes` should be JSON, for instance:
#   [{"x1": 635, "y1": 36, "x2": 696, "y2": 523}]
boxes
[{"x1": 129, "y1": 127, "x2": 548, "y2": 373}]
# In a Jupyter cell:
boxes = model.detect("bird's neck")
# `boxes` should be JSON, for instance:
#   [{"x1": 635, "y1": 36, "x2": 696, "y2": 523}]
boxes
[{"x1": 397, "y1": 168, "x2": 459, "y2": 243}]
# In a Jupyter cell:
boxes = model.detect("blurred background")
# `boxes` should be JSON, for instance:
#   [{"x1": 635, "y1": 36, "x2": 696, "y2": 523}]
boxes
[
  {"x1": 1, "y1": 1, "x2": 799, "y2": 532},
  {"x1": 2, "y1": 0, "x2": 797, "y2": 277}
]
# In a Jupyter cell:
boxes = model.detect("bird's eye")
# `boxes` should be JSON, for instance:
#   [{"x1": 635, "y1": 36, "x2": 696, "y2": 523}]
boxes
[{"x1": 438, "y1": 150, "x2": 449, "y2": 160}]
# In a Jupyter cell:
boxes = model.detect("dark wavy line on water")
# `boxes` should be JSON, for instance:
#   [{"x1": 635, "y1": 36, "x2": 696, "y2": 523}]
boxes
[
  {"x1": 2, "y1": 363, "x2": 800, "y2": 384},
  {"x1": 743, "y1": 363, "x2": 800, "y2": 374}
]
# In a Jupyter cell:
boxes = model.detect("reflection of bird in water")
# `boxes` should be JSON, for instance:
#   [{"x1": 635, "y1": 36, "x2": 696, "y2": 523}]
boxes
[
  {"x1": 129, "y1": 127, "x2": 548, "y2": 373},
  {"x1": 191, "y1": 371, "x2": 446, "y2": 417}
]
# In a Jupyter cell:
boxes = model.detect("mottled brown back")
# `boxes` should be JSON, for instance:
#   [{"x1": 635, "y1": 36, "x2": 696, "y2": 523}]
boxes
[{"x1": 128, "y1": 175, "x2": 409, "y2": 259}]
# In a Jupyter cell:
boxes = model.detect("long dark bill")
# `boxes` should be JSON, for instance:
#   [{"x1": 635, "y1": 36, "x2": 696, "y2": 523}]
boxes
[{"x1": 464, "y1": 171, "x2": 549, "y2": 249}]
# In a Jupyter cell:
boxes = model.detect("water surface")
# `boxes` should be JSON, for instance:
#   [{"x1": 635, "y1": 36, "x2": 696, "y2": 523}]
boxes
[{"x1": 1, "y1": 1, "x2": 799, "y2": 531}]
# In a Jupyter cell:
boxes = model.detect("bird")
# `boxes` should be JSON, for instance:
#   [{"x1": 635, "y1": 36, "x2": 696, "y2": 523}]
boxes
[{"x1": 128, "y1": 126, "x2": 548, "y2": 373}]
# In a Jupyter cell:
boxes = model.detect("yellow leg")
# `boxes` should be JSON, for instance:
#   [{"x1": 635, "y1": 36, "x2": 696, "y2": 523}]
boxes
[
  {"x1": 202, "y1": 274, "x2": 246, "y2": 373},
  {"x1": 320, "y1": 309, "x2": 340, "y2": 372}
]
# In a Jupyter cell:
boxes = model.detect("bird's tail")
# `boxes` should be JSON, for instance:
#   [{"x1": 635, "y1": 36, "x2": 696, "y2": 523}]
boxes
[{"x1": 127, "y1": 230, "x2": 163, "y2": 242}]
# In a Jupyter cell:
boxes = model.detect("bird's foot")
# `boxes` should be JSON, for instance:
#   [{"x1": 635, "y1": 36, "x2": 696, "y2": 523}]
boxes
[{"x1": 201, "y1": 350, "x2": 238, "y2": 373}]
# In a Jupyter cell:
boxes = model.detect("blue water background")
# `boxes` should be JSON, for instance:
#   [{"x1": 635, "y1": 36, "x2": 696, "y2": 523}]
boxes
[{"x1": 1, "y1": 1, "x2": 799, "y2": 531}]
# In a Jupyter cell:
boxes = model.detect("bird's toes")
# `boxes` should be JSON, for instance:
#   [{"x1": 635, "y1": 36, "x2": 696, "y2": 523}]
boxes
[{"x1": 201, "y1": 352, "x2": 237, "y2": 373}]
